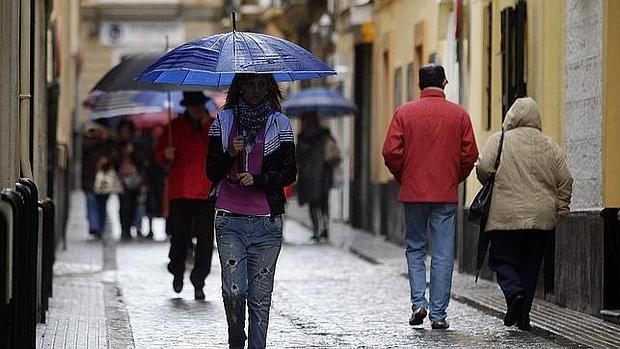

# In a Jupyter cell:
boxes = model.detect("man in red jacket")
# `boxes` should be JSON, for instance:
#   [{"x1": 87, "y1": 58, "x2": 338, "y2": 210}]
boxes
[
  {"x1": 155, "y1": 91, "x2": 215, "y2": 300},
  {"x1": 382, "y1": 64, "x2": 478, "y2": 329}
]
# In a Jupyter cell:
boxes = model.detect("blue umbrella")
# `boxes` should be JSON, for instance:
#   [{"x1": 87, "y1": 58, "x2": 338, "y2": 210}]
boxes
[
  {"x1": 283, "y1": 88, "x2": 358, "y2": 117},
  {"x1": 136, "y1": 15, "x2": 336, "y2": 88}
]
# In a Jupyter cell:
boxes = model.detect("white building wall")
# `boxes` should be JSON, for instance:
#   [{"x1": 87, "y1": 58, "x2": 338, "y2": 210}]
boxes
[{"x1": 564, "y1": 0, "x2": 604, "y2": 210}]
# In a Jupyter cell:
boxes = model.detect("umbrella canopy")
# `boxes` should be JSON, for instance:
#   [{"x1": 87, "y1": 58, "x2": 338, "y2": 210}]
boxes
[
  {"x1": 91, "y1": 52, "x2": 167, "y2": 92},
  {"x1": 128, "y1": 112, "x2": 179, "y2": 130},
  {"x1": 136, "y1": 31, "x2": 336, "y2": 88},
  {"x1": 132, "y1": 90, "x2": 185, "y2": 114},
  {"x1": 128, "y1": 99, "x2": 220, "y2": 130},
  {"x1": 283, "y1": 88, "x2": 358, "y2": 117},
  {"x1": 87, "y1": 91, "x2": 163, "y2": 120}
]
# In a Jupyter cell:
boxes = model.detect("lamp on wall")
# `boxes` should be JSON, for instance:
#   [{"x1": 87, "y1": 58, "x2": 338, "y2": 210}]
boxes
[{"x1": 317, "y1": 13, "x2": 333, "y2": 41}]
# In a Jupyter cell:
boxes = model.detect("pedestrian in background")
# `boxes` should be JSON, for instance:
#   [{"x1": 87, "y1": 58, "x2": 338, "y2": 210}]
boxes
[
  {"x1": 81, "y1": 121, "x2": 119, "y2": 239},
  {"x1": 296, "y1": 111, "x2": 341, "y2": 241},
  {"x1": 117, "y1": 119, "x2": 146, "y2": 240},
  {"x1": 140, "y1": 124, "x2": 167, "y2": 239},
  {"x1": 207, "y1": 73, "x2": 296, "y2": 349},
  {"x1": 476, "y1": 97, "x2": 572, "y2": 331},
  {"x1": 382, "y1": 64, "x2": 478, "y2": 329},
  {"x1": 155, "y1": 91, "x2": 215, "y2": 300}
]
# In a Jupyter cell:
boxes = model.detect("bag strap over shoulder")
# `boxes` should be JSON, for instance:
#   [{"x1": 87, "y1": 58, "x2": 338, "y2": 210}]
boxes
[{"x1": 493, "y1": 128, "x2": 505, "y2": 171}]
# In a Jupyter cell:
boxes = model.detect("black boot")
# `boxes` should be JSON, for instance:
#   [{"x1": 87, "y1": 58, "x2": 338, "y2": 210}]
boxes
[{"x1": 504, "y1": 294, "x2": 524, "y2": 327}]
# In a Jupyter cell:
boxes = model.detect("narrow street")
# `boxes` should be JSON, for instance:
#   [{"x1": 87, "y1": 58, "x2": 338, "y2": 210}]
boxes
[
  {"x1": 116, "y1": 224, "x2": 570, "y2": 348},
  {"x1": 37, "y1": 192, "x2": 581, "y2": 348}
]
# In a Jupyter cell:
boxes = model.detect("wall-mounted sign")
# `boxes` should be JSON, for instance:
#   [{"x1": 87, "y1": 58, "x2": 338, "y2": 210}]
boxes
[{"x1": 100, "y1": 21, "x2": 185, "y2": 47}]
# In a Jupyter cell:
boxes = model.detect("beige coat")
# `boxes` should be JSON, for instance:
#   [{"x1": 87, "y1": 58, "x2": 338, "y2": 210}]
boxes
[{"x1": 476, "y1": 97, "x2": 573, "y2": 232}]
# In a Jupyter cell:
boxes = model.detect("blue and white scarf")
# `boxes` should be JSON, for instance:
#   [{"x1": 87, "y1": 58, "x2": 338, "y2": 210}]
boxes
[{"x1": 235, "y1": 98, "x2": 273, "y2": 147}]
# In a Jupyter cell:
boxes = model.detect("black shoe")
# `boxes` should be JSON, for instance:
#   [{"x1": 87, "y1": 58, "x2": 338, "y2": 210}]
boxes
[
  {"x1": 173, "y1": 275, "x2": 183, "y2": 293},
  {"x1": 121, "y1": 233, "x2": 132, "y2": 241},
  {"x1": 409, "y1": 307, "x2": 427, "y2": 326},
  {"x1": 431, "y1": 319, "x2": 450, "y2": 329},
  {"x1": 145, "y1": 231, "x2": 154, "y2": 240},
  {"x1": 194, "y1": 288, "x2": 205, "y2": 300},
  {"x1": 517, "y1": 313, "x2": 532, "y2": 331},
  {"x1": 504, "y1": 295, "x2": 524, "y2": 327},
  {"x1": 320, "y1": 229, "x2": 329, "y2": 239}
]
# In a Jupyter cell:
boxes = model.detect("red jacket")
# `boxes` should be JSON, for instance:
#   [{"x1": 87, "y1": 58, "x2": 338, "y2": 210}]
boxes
[
  {"x1": 156, "y1": 115, "x2": 213, "y2": 200},
  {"x1": 382, "y1": 89, "x2": 478, "y2": 203}
]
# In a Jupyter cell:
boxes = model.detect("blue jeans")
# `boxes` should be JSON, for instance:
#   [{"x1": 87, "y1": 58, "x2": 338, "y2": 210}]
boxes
[
  {"x1": 404, "y1": 203, "x2": 456, "y2": 321},
  {"x1": 215, "y1": 214, "x2": 283, "y2": 349},
  {"x1": 85, "y1": 191, "x2": 109, "y2": 235}
]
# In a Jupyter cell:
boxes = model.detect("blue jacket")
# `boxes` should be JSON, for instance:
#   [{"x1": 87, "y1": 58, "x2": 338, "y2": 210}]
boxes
[{"x1": 207, "y1": 109, "x2": 297, "y2": 215}]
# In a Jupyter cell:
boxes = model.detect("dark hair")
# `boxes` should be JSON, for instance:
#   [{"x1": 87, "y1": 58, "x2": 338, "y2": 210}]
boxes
[
  {"x1": 117, "y1": 119, "x2": 135, "y2": 134},
  {"x1": 300, "y1": 111, "x2": 319, "y2": 129},
  {"x1": 418, "y1": 64, "x2": 447, "y2": 90},
  {"x1": 224, "y1": 73, "x2": 282, "y2": 112}
]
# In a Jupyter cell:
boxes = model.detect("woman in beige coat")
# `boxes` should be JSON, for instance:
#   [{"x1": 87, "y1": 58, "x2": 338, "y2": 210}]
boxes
[{"x1": 476, "y1": 97, "x2": 572, "y2": 331}]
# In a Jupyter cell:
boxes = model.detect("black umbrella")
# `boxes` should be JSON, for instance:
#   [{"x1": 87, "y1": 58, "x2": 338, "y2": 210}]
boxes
[
  {"x1": 475, "y1": 217, "x2": 491, "y2": 282},
  {"x1": 89, "y1": 52, "x2": 217, "y2": 147},
  {"x1": 91, "y1": 52, "x2": 211, "y2": 92},
  {"x1": 91, "y1": 52, "x2": 165, "y2": 92}
]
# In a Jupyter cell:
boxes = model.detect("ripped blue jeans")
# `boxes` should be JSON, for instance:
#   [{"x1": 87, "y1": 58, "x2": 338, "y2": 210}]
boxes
[{"x1": 215, "y1": 214, "x2": 283, "y2": 349}]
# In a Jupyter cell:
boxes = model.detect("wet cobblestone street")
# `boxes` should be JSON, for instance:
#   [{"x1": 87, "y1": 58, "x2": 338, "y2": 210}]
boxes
[
  {"x1": 36, "y1": 193, "x2": 583, "y2": 348},
  {"x1": 115, "y1": 219, "x2": 572, "y2": 348}
]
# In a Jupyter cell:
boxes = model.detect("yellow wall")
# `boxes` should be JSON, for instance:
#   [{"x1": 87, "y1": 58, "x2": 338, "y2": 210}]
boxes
[
  {"x1": 527, "y1": 0, "x2": 564, "y2": 145},
  {"x1": 56, "y1": 0, "x2": 80, "y2": 151},
  {"x1": 372, "y1": 0, "x2": 441, "y2": 183},
  {"x1": 465, "y1": 0, "x2": 565, "y2": 203},
  {"x1": 603, "y1": 0, "x2": 620, "y2": 207}
]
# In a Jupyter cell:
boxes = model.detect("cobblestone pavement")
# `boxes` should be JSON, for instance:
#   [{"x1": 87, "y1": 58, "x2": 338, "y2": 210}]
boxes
[
  {"x1": 37, "y1": 192, "x2": 580, "y2": 348},
  {"x1": 116, "y1": 220, "x2": 574, "y2": 348}
]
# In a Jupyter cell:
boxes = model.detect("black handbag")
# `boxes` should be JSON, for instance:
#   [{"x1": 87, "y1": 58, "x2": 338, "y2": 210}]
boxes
[{"x1": 469, "y1": 128, "x2": 505, "y2": 223}]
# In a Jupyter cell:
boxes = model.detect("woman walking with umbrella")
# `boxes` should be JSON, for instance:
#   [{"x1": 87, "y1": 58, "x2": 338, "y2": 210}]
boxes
[
  {"x1": 207, "y1": 73, "x2": 296, "y2": 348},
  {"x1": 136, "y1": 13, "x2": 334, "y2": 347}
]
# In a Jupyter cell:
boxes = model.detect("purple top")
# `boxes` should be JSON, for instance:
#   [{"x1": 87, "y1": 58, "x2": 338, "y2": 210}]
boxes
[{"x1": 216, "y1": 121, "x2": 271, "y2": 215}]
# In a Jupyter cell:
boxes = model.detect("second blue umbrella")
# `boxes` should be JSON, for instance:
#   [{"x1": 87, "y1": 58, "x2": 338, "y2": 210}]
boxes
[{"x1": 283, "y1": 88, "x2": 358, "y2": 117}]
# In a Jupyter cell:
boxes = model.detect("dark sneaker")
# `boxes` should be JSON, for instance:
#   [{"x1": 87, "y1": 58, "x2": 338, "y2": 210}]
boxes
[
  {"x1": 173, "y1": 275, "x2": 183, "y2": 293},
  {"x1": 409, "y1": 307, "x2": 427, "y2": 326},
  {"x1": 431, "y1": 319, "x2": 450, "y2": 329},
  {"x1": 194, "y1": 288, "x2": 205, "y2": 300},
  {"x1": 504, "y1": 294, "x2": 524, "y2": 327}
]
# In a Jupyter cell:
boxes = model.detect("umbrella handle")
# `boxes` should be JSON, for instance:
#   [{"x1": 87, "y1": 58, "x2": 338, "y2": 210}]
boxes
[
  {"x1": 167, "y1": 91, "x2": 172, "y2": 147},
  {"x1": 165, "y1": 36, "x2": 173, "y2": 148}
]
